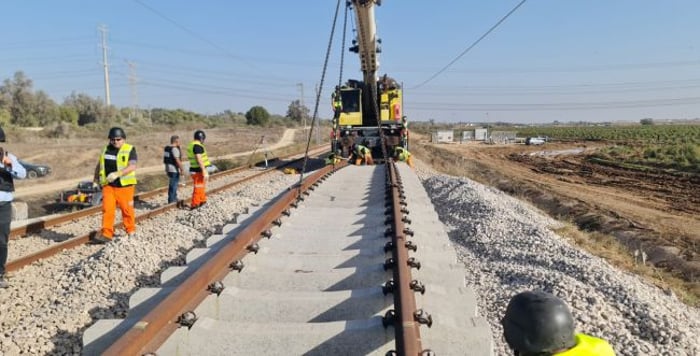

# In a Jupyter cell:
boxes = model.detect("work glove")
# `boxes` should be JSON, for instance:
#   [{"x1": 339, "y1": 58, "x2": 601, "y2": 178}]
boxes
[
  {"x1": 106, "y1": 171, "x2": 121, "y2": 183},
  {"x1": 206, "y1": 165, "x2": 218, "y2": 174}
]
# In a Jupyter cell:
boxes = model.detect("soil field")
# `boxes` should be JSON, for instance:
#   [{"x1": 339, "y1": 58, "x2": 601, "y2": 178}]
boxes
[{"x1": 413, "y1": 140, "x2": 699, "y2": 302}]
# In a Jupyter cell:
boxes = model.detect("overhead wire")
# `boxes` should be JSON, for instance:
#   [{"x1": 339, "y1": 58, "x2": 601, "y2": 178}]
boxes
[
  {"x1": 132, "y1": 0, "x2": 255, "y2": 68},
  {"x1": 412, "y1": 0, "x2": 528, "y2": 89}
]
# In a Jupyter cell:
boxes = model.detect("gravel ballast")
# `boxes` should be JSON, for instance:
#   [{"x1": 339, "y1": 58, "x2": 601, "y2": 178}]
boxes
[{"x1": 415, "y1": 164, "x2": 699, "y2": 356}]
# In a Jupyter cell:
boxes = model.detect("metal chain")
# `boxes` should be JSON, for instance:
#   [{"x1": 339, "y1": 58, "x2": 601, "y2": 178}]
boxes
[{"x1": 296, "y1": 0, "x2": 343, "y2": 195}]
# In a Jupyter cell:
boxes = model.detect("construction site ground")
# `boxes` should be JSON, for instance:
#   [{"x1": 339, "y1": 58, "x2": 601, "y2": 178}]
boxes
[{"x1": 413, "y1": 140, "x2": 699, "y2": 303}]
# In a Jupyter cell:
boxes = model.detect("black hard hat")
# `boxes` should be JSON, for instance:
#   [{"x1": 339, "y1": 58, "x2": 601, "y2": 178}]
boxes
[
  {"x1": 194, "y1": 130, "x2": 206, "y2": 141},
  {"x1": 108, "y1": 127, "x2": 126, "y2": 139},
  {"x1": 502, "y1": 290, "x2": 576, "y2": 355}
]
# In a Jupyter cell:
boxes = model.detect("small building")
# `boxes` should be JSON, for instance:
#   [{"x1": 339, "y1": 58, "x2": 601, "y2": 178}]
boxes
[
  {"x1": 490, "y1": 131, "x2": 517, "y2": 144},
  {"x1": 432, "y1": 130, "x2": 454, "y2": 143},
  {"x1": 474, "y1": 128, "x2": 488, "y2": 141},
  {"x1": 461, "y1": 130, "x2": 475, "y2": 142}
]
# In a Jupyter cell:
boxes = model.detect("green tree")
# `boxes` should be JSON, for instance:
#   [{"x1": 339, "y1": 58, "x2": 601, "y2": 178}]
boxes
[
  {"x1": 63, "y1": 92, "x2": 104, "y2": 126},
  {"x1": 0, "y1": 71, "x2": 37, "y2": 126},
  {"x1": 640, "y1": 118, "x2": 654, "y2": 125},
  {"x1": 285, "y1": 100, "x2": 309, "y2": 124},
  {"x1": 245, "y1": 105, "x2": 270, "y2": 126}
]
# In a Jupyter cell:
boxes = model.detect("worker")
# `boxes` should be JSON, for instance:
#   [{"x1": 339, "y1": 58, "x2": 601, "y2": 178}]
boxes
[
  {"x1": 92, "y1": 127, "x2": 137, "y2": 244},
  {"x1": 163, "y1": 135, "x2": 185, "y2": 204},
  {"x1": 0, "y1": 145, "x2": 26, "y2": 288},
  {"x1": 331, "y1": 86, "x2": 342, "y2": 118},
  {"x1": 325, "y1": 153, "x2": 341, "y2": 165},
  {"x1": 502, "y1": 290, "x2": 615, "y2": 356},
  {"x1": 352, "y1": 144, "x2": 374, "y2": 166},
  {"x1": 392, "y1": 146, "x2": 414, "y2": 168},
  {"x1": 186, "y1": 130, "x2": 212, "y2": 210}
]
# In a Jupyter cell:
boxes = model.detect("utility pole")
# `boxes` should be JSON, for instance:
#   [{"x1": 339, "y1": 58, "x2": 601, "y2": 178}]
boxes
[
  {"x1": 297, "y1": 83, "x2": 306, "y2": 131},
  {"x1": 126, "y1": 60, "x2": 139, "y2": 120},
  {"x1": 99, "y1": 25, "x2": 111, "y2": 106}
]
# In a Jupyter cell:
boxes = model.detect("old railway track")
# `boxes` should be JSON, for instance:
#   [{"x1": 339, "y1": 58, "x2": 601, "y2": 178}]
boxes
[{"x1": 6, "y1": 147, "x2": 326, "y2": 273}]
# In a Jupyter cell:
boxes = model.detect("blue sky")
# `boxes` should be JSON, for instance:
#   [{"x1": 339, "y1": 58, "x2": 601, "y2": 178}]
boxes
[{"x1": 2, "y1": 0, "x2": 699, "y2": 123}]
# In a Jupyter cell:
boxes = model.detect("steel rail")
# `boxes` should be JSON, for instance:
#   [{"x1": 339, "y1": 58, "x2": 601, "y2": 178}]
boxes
[
  {"x1": 9, "y1": 146, "x2": 327, "y2": 240},
  {"x1": 6, "y1": 151, "x2": 329, "y2": 273},
  {"x1": 103, "y1": 162, "x2": 346, "y2": 355},
  {"x1": 387, "y1": 161, "x2": 424, "y2": 355}
]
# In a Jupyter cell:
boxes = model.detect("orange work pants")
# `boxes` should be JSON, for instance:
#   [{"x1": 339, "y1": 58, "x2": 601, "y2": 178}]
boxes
[
  {"x1": 101, "y1": 185, "x2": 136, "y2": 238},
  {"x1": 191, "y1": 172, "x2": 207, "y2": 207},
  {"x1": 355, "y1": 153, "x2": 374, "y2": 166}
]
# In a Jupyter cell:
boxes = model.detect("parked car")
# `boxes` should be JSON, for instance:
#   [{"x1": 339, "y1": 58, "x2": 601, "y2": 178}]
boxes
[
  {"x1": 18, "y1": 160, "x2": 51, "y2": 179},
  {"x1": 525, "y1": 137, "x2": 546, "y2": 145}
]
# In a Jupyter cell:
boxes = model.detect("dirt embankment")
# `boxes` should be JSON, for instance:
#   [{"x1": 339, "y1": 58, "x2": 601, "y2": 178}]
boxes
[{"x1": 412, "y1": 140, "x2": 699, "y2": 301}]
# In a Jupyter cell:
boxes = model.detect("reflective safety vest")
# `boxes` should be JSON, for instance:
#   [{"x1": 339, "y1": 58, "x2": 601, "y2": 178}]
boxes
[
  {"x1": 355, "y1": 144, "x2": 370, "y2": 156},
  {"x1": 554, "y1": 334, "x2": 616, "y2": 356},
  {"x1": 99, "y1": 143, "x2": 137, "y2": 186},
  {"x1": 394, "y1": 147, "x2": 411, "y2": 161},
  {"x1": 187, "y1": 140, "x2": 211, "y2": 169}
]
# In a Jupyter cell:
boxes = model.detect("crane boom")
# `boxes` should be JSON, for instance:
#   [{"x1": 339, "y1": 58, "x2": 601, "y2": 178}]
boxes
[
  {"x1": 349, "y1": 0, "x2": 380, "y2": 87},
  {"x1": 332, "y1": 0, "x2": 406, "y2": 160}
]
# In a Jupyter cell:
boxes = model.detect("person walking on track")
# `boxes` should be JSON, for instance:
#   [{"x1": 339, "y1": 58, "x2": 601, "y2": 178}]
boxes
[
  {"x1": 187, "y1": 130, "x2": 212, "y2": 210},
  {"x1": 0, "y1": 144, "x2": 26, "y2": 288},
  {"x1": 92, "y1": 127, "x2": 137, "y2": 244},
  {"x1": 163, "y1": 134, "x2": 185, "y2": 204}
]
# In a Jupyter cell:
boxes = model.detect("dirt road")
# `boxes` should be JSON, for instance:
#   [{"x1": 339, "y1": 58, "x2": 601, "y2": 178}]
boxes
[{"x1": 12, "y1": 128, "x2": 297, "y2": 199}]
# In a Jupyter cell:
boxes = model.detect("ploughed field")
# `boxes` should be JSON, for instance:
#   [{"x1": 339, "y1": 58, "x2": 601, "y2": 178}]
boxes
[{"x1": 415, "y1": 140, "x2": 699, "y2": 302}]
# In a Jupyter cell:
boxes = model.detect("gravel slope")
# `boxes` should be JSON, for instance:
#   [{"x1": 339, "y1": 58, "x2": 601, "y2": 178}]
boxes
[{"x1": 416, "y1": 164, "x2": 699, "y2": 356}]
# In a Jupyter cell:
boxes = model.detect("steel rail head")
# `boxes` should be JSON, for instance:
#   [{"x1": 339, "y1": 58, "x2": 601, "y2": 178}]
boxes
[
  {"x1": 102, "y1": 164, "x2": 339, "y2": 355},
  {"x1": 386, "y1": 161, "x2": 425, "y2": 355}
]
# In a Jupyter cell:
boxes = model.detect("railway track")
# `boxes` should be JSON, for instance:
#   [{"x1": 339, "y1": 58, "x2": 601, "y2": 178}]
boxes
[
  {"x1": 82, "y1": 162, "x2": 494, "y2": 355},
  {"x1": 6, "y1": 147, "x2": 326, "y2": 274}
]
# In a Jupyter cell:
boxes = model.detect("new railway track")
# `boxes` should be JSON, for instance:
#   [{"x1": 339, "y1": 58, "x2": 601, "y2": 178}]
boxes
[{"x1": 81, "y1": 161, "x2": 493, "y2": 355}]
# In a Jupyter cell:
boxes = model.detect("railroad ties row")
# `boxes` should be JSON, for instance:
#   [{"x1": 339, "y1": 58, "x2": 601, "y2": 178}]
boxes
[{"x1": 83, "y1": 162, "x2": 494, "y2": 355}]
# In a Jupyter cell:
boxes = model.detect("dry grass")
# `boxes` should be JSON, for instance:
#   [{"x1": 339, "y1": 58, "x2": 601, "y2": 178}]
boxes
[{"x1": 554, "y1": 224, "x2": 698, "y2": 306}]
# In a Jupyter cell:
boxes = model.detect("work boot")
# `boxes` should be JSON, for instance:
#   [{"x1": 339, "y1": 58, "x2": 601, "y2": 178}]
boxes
[
  {"x1": 91, "y1": 234, "x2": 113, "y2": 244},
  {"x1": 0, "y1": 275, "x2": 8, "y2": 289}
]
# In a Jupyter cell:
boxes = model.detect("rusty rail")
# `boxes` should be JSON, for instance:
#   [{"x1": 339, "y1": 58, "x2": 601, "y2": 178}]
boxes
[
  {"x1": 9, "y1": 146, "x2": 327, "y2": 240},
  {"x1": 387, "y1": 161, "x2": 424, "y2": 355},
  {"x1": 102, "y1": 162, "x2": 345, "y2": 355},
  {"x1": 6, "y1": 152, "x2": 330, "y2": 273}
]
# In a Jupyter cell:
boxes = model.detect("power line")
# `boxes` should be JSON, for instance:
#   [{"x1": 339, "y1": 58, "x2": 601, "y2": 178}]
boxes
[
  {"x1": 409, "y1": 96, "x2": 700, "y2": 111},
  {"x1": 412, "y1": 0, "x2": 528, "y2": 89},
  {"x1": 132, "y1": 0, "x2": 254, "y2": 68}
]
